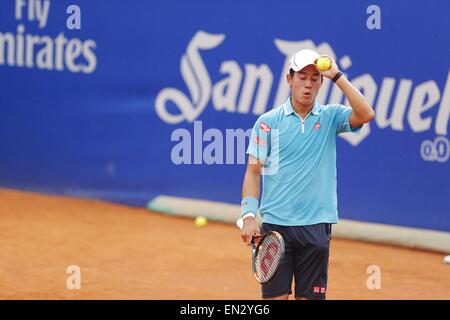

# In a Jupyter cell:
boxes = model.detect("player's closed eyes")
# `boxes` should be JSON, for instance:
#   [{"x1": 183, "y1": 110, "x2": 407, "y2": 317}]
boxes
[{"x1": 300, "y1": 77, "x2": 319, "y2": 82}]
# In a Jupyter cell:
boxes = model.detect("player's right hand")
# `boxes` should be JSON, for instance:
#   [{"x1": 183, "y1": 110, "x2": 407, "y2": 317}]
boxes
[{"x1": 240, "y1": 216, "x2": 260, "y2": 246}]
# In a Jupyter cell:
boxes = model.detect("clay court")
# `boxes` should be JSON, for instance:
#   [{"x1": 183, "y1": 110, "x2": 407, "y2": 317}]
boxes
[{"x1": 1, "y1": 188, "x2": 449, "y2": 300}]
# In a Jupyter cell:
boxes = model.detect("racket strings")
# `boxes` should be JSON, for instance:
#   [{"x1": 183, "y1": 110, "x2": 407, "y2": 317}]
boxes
[{"x1": 254, "y1": 233, "x2": 284, "y2": 283}]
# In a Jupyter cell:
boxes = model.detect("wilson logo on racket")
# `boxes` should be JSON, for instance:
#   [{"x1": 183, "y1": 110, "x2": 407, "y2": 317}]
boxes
[
  {"x1": 253, "y1": 232, "x2": 285, "y2": 284},
  {"x1": 260, "y1": 242, "x2": 279, "y2": 277}
]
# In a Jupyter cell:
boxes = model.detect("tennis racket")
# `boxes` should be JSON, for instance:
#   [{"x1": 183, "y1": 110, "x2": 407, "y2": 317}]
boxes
[{"x1": 237, "y1": 218, "x2": 285, "y2": 284}]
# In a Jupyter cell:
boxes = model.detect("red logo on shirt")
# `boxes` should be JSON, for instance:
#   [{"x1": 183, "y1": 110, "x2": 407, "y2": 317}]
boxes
[
  {"x1": 313, "y1": 122, "x2": 321, "y2": 130},
  {"x1": 260, "y1": 122, "x2": 271, "y2": 133},
  {"x1": 253, "y1": 136, "x2": 267, "y2": 147}
]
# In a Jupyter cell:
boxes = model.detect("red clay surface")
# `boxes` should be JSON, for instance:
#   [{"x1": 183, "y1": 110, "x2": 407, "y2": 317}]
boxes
[{"x1": 1, "y1": 188, "x2": 449, "y2": 300}]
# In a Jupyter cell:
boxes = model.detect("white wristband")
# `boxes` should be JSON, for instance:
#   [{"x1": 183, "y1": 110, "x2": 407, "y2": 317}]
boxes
[{"x1": 242, "y1": 212, "x2": 256, "y2": 220}]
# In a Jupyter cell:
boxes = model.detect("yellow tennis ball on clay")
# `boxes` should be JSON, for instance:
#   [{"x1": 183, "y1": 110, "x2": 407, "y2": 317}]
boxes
[
  {"x1": 316, "y1": 56, "x2": 331, "y2": 71},
  {"x1": 195, "y1": 216, "x2": 208, "y2": 228}
]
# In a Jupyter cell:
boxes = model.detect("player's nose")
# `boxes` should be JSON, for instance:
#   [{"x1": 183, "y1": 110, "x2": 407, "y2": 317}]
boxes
[{"x1": 304, "y1": 80, "x2": 313, "y2": 88}]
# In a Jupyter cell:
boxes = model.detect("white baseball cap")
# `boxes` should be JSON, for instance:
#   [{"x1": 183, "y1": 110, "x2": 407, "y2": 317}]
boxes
[{"x1": 289, "y1": 49, "x2": 320, "y2": 72}]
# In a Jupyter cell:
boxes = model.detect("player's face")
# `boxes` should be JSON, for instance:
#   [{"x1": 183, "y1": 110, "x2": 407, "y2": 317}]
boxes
[{"x1": 288, "y1": 65, "x2": 322, "y2": 108}]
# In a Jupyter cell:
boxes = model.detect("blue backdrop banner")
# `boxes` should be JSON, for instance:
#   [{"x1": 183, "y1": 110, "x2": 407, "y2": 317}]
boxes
[{"x1": 1, "y1": 0, "x2": 449, "y2": 231}]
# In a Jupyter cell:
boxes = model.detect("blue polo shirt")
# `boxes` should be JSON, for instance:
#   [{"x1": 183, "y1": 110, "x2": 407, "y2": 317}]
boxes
[{"x1": 247, "y1": 97, "x2": 361, "y2": 226}]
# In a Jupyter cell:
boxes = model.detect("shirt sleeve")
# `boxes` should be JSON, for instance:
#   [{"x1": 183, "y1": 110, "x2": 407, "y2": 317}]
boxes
[
  {"x1": 334, "y1": 104, "x2": 363, "y2": 134},
  {"x1": 246, "y1": 116, "x2": 271, "y2": 162}
]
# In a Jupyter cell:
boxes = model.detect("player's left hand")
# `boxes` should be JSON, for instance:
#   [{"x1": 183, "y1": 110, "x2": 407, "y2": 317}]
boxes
[{"x1": 315, "y1": 56, "x2": 340, "y2": 80}]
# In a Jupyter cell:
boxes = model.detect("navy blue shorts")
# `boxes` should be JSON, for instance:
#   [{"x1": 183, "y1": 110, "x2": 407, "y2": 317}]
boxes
[{"x1": 260, "y1": 222, "x2": 332, "y2": 300}]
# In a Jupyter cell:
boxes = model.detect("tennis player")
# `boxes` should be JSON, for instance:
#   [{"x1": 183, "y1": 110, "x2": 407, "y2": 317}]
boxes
[{"x1": 240, "y1": 49, "x2": 375, "y2": 300}]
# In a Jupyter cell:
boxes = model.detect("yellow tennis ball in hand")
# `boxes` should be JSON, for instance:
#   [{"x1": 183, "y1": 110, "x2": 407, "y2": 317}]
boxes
[
  {"x1": 316, "y1": 56, "x2": 332, "y2": 71},
  {"x1": 195, "y1": 216, "x2": 208, "y2": 227}
]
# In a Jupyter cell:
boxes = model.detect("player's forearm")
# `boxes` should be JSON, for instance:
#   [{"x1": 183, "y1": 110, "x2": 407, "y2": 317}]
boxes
[
  {"x1": 240, "y1": 170, "x2": 261, "y2": 243},
  {"x1": 335, "y1": 75, "x2": 375, "y2": 121},
  {"x1": 242, "y1": 170, "x2": 260, "y2": 200}
]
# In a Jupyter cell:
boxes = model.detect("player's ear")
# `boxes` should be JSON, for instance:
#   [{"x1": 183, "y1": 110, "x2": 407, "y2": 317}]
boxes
[{"x1": 286, "y1": 73, "x2": 293, "y2": 87}]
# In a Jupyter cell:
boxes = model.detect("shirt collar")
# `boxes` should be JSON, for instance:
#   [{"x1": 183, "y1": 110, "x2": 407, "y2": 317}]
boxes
[{"x1": 283, "y1": 98, "x2": 320, "y2": 116}]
